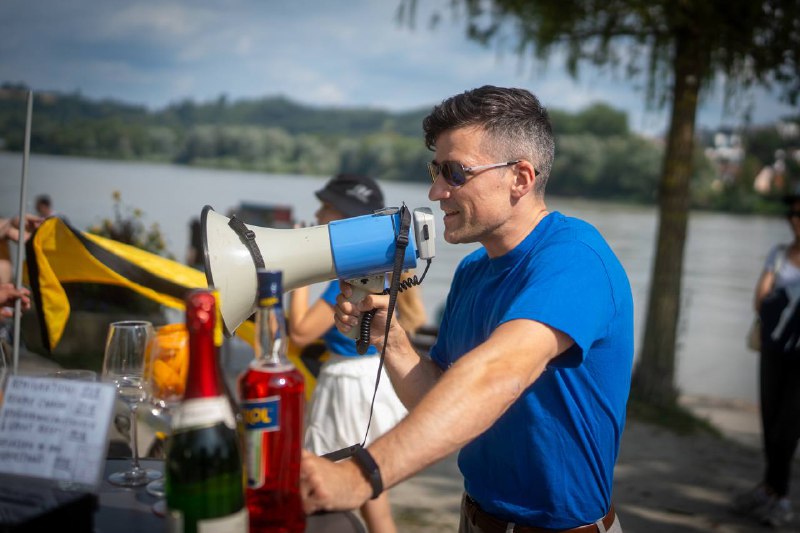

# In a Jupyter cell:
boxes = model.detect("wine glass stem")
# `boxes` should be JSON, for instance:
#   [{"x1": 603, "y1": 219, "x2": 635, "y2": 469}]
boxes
[{"x1": 130, "y1": 403, "x2": 142, "y2": 470}]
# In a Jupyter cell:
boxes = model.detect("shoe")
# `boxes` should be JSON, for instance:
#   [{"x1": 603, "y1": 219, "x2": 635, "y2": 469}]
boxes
[
  {"x1": 761, "y1": 497, "x2": 793, "y2": 528},
  {"x1": 732, "y1": 485, "x2": 774, "y2": 516}
]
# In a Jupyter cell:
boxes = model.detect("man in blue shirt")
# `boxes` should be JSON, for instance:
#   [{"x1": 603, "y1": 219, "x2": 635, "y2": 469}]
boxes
[{"x1": 300, "y1": 86, "x2": 633, "y2": 532}]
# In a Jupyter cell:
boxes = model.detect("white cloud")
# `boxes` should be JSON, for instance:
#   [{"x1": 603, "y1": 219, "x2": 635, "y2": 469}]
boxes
[{"x1": 0, "y1": 0, "x2": 794, "y2": 134}]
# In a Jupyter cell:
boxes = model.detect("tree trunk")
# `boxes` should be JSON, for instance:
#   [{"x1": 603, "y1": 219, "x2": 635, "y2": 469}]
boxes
[{"x1": 631, "y1": 33, "x2": 704, "y2": 407}]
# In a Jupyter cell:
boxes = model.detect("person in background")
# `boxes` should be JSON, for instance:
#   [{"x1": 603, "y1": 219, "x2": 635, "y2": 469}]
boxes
[
  {"x1": 186, "y1": 218, "x2": 204, "y2": 269},
  {"x1": 300, "y1": 86, "x2": 633, "y2": 532},
  {"x1": 0, "y1": 284, "x2": 31, "y2": 317},
  {"x1": 0, "y1": 215, "x2": 40, "y2": 346},
  {"x1": 733, "y1": 193, "x2": 800, "y2": 527},
  {"x1": 289, "y1": 173, "x2": 425, "y2": 533},
  {"x1": 0, "y1": 214, "x2": 42, "y2": 284},
  {"x1": 34, "y1": 194, "x2": 54, "y2": 218}
]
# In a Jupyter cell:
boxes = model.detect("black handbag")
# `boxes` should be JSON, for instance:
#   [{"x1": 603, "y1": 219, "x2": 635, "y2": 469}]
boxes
[{"x1": 760, "y1": 287, "x2": 800, "y2": 354}]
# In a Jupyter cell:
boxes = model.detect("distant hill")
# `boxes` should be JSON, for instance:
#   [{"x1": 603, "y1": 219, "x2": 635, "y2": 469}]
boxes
[
  {"x1": 4, "y1": 82, "x2": 776, "y2": 211},
  {"x1": 0, "y1": 83, "x2": 429, "y2": 140}
]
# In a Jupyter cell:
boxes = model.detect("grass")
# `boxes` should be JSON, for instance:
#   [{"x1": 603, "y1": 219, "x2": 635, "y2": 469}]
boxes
[{"x1": 627, "y1": 397, "x2": 722, "y2": 438}]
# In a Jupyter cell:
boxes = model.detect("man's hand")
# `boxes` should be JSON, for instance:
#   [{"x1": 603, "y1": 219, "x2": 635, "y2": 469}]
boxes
[
  {"x1": 0, "y1": 284, "x2": 31, "y2": 318},
  {"x1": 300, "y1": 450, "x2": 373, "y2": 514},
  {"x1": 334, "y1": 281, "x2": 402, "y2": 351}
]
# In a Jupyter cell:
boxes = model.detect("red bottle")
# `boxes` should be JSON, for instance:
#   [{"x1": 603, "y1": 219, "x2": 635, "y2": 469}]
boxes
[{"x1": 238, "y1": 270, "x2": 306, "y2": 532}]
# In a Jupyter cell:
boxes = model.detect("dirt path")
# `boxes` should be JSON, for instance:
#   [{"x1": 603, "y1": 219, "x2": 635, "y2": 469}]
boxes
[{"x1": 389, "y1": 398, "x2": 800, "y2": 532}]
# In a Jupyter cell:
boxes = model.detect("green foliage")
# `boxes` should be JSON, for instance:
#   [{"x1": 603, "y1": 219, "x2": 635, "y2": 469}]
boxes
[
  {"x1": 627, "y1": 398, "x2": 721, "y2": 437},
  {"x1": 550, "y1": 102, "x2": 629, "y2": 137},
  {"x1": 426, "y1": 0, "x2": 800, "y2": 106},
  {"x1": 0, "y1": 82, "x2": 794, "y2": 211},
  {"x1": 87, "y1": 190, "x2": 171, "y2": 258}
]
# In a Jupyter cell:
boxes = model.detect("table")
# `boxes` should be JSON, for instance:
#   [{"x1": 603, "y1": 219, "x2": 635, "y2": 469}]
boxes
[{"x1": 95, "y1": 459, "x2": 365, "y2": 533}]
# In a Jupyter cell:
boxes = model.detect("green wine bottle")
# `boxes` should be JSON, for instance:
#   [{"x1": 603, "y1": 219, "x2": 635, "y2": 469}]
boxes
[{"x1": 165, "y1": 290, "x2": 248, "y2": 533}]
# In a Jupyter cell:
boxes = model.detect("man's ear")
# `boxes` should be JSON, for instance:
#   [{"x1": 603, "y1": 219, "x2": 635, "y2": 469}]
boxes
[{"x1": 511, "y1": 160, "x2": 536, "y2": 199}]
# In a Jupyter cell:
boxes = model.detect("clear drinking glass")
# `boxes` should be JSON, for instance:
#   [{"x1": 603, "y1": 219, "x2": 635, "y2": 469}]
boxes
[
  {"x1": 48, "y1": 369, "x2": 98, "y2": 381},
  {"x1": 143, "y1": 323, "x2": 189, "y2": 499},
  {"x1": 102, "y1": 320, "x2": 162, "y2": 487}
]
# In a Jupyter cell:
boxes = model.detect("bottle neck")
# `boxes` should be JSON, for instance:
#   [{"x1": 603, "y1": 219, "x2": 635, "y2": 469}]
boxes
[
  {"x1": 255, "y1": 303, "x2": 289, "y2": 366},
  {"x1": 184, "y1": 318, "x2": 225, "y2": 399}
]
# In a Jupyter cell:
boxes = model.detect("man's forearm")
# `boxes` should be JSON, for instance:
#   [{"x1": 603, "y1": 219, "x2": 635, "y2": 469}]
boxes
[
  {"x1": 367, "y1": 319, "x2": 561, "y2": 492},
  {"x1": 381, "y1": 326, "x2": 442, "y2": 410}
]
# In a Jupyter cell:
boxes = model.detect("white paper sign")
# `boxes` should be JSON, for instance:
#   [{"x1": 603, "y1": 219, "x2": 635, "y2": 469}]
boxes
[{"x1": 0, "y1": 375, "x2": 116, "y2": 489}]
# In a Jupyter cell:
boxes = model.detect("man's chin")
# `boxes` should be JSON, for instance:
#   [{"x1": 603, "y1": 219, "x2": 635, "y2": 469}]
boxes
[{"x1": 443, "y1": 230, "x2": 476, "y2": 245}]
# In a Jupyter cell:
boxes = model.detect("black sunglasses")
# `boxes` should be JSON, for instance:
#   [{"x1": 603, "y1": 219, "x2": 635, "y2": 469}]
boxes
[
  {"x1": 427, "y1": 159, "x2": 533, "y2": 187},
  {"x1": 788, "y1": 210, "x2": 800, "y2": 218}
]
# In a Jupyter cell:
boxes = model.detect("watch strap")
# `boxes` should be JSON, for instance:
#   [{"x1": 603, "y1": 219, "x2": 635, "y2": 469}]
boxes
[{"x1": 351, "y1": 444, "x2": 383, "y2": 500}]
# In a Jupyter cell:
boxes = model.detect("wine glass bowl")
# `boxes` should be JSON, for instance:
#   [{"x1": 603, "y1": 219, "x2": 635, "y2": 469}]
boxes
[{"x1": 102, "y1": 320, "x2": 162, "y2": 487}]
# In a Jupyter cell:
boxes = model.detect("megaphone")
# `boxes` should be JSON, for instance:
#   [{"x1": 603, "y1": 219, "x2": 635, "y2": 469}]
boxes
[{"x1": 201, "y1": 204, "x2": 435, "y2": 337}]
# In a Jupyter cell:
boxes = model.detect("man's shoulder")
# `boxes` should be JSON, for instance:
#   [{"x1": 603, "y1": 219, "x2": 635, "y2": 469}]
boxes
[
  {"x1": 543, "y1": 212, "x2": 601, "y2": 240},
  {"x1": 457, "y1": 246, "x2": 488, "y2": 268}
]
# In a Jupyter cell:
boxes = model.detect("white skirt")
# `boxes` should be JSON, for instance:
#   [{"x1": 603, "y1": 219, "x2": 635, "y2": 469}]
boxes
[{"x1": 304, "y1": 353, "x2": 407, "y2": 455}]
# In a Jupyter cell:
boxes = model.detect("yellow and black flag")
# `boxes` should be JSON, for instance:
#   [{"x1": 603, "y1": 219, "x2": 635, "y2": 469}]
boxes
[
  {"x1": 23, "y1": 216, "x2": 319, "y2": 394},
  {"x1": 25, "y1": 216, "x2": 245, "y2": 350}
]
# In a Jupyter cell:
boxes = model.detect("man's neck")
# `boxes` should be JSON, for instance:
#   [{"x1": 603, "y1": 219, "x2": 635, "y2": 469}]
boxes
[{"x1": 482, "y1": 203, "x2": 549, "y2": 258}]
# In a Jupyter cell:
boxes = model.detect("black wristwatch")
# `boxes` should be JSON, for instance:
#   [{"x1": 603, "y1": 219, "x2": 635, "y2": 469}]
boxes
[{"x1": 351, "y1": 445, "x2": 383, "y2": 500}]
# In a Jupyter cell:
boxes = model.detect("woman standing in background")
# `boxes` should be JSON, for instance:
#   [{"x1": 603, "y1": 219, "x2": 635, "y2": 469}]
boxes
[
  {"x1": 735, "y1": 193, "x2": 800, "y2": 528},
  {"x1": 289, "y1": 173, "x2": 426, "y2": 533}
]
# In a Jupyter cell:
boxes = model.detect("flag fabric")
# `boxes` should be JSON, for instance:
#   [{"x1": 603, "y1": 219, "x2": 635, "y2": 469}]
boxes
[{"x1": 24, "y1": 216, "x2": 318, "y2": 395}]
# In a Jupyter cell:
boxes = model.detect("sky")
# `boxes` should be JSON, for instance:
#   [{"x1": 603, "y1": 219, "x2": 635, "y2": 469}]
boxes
[{"x1": 1, "y1": 0, "x2": 797, "y2": 137}]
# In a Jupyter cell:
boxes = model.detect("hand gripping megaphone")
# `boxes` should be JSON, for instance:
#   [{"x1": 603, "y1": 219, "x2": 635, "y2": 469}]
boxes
[{"x1": 201, "y1": 204, "x2": 435, "y2": 342}]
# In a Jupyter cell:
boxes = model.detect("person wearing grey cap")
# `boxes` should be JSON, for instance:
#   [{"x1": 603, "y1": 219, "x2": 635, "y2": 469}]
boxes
[
  {"x1": 313, "y1": 173, "x2": 385, "y2": 218},
  {"x1": 289, "y1": 173, "x2": 425, "y2": 533}
]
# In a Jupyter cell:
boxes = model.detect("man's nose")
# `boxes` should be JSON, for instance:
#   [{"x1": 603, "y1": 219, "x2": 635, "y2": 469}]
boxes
[{"x1": 428, "y1": 176, "x2": 449, "y2": 201}]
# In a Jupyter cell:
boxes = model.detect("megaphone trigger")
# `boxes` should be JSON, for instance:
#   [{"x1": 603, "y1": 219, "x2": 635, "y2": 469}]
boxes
[{"x1": 342, "y1": 274, "x2": 387, "y2": 354}]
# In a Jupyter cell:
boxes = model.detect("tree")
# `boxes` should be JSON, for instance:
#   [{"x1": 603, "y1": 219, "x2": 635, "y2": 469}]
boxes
[{"x1": 402, "y1": 0, "x2": 800, "y2": 406}]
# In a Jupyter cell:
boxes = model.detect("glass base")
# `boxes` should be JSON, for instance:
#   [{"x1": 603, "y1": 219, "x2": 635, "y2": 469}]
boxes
[
  {"x1": 152, "y1": 499, "x2": 167, "y2": 517},
  {"x1": 107, "y1": 467, "x2": 162, "y2": 487},
  {"x1": 146, "y1": 479, "x2": 165, "y2": 498}
]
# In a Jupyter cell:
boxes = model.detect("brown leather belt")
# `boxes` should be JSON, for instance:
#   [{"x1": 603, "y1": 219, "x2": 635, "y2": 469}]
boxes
[{"x1": 464, "y1": 494, "x2": 616, "y2": 533}]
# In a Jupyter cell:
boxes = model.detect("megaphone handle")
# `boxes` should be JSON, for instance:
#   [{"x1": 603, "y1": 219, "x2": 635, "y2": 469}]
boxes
[{"x1": 343, "y1": 275, "x2": 386, "y2": 353}]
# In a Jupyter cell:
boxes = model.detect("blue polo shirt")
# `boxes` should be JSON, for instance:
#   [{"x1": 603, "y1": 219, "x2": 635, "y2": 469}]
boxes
[
  {"x1": 320, "y1": 281, "x2": 378, "y2": 357},
  {"x1": 430, "y1": 211, "x2": 633, "y2": 529}
]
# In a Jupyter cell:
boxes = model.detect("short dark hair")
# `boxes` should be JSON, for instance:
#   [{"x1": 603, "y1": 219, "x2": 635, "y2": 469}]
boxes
[
  {"x1": 35, "y1": 194, "x2": 51, "y2": 207},
  {"x1": 422, "y1": 86, "x2": 555, "y2": 195}
]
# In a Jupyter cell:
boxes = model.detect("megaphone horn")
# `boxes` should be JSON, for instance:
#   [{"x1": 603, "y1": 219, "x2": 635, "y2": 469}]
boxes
[{"x1": 201, "y1": 205, "x2": 434, "y2": 337}]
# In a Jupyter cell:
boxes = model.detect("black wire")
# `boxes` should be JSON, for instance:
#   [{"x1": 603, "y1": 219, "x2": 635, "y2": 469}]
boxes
[
  {"x1": 384, "y1": 259, "x2": 431, "y2": 295},
  {"x1": 360, "y1": 204, "x2": 412, "y2": 447}
]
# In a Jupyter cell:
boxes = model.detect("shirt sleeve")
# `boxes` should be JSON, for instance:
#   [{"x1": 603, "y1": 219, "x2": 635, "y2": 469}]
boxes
[
  {"x1": 320, "y1": 281, "x2": 340, "y2": 307},
  {"x1": 501, "y1": 240, "x2": 616, "y2": 368},
  {"x1": 765, "y1": 244, "x2": 787, "y2": 272}
]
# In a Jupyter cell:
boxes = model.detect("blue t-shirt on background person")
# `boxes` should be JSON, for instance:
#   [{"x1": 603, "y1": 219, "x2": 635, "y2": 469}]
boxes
[
  {"x1": 320, "y1": 281, "x2": 379, "y2": 357},
  {"x1": 430, "y1": 211, "x2": 633, "y2": 529}
]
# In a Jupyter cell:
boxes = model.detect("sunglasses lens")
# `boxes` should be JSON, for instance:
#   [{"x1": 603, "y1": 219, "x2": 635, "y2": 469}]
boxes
[
  {"x1": 428, "y1": 161, "x2": 468, "y2": 186},
  {"x1": 444, "y1": 162, "x2": 466, "y2": 187},
  {"x1": 427, "y1": 162, "x2": 438, "y2": 182}
]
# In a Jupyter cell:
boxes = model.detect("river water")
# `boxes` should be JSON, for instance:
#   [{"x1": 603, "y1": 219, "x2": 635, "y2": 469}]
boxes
[{"x1": 0, "y1": 152, "x2": 785, "y2": 403}]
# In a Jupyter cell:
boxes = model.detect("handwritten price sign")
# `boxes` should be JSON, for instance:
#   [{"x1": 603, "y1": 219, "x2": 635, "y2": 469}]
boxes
[{"x1": 0, "y1": 376, "x2": 115, "y2": 489}]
